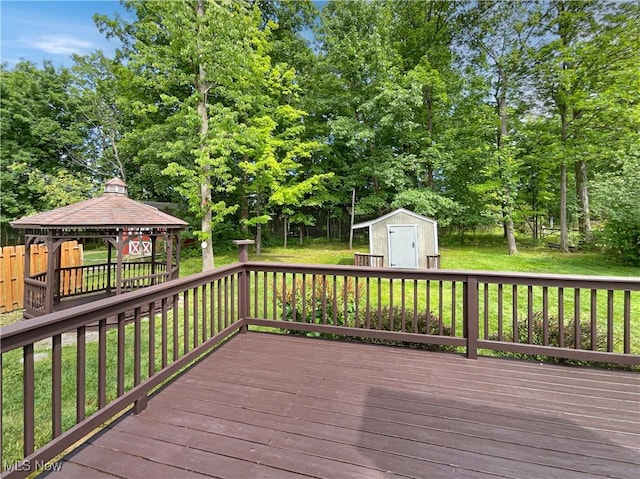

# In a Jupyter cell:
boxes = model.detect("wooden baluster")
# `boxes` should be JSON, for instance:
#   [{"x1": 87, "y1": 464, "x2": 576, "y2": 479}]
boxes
[
  {"x1": 76, "y1": 326, "x2": 86, "y2": 422},
  {"x1": 23, "y1": 343, "x2": 35, "y2": 456},
  {"x1": 98, "y1": 319, "x2": 107, "y2": 408},
  {"x1": 52, "y1": 334, "x2": 62, "y2": 438},
  {"x1": 117, "y1": 312, "x2": 126, "y2": 396},
  {"x1": 590, "y1": 289, "x2": 597, "y2": 351}
]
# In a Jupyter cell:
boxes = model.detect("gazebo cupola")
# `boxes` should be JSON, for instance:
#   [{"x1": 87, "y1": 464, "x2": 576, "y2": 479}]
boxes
[
  {"x1": 104, "y1": 177, "x2": 127, "y2": 195},
  {"x1": 11, "y1": 178, "x2": 188, "y2": 318}
]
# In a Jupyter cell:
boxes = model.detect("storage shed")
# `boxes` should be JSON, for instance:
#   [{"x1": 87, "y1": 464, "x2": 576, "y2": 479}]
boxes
[{"x1": 352, "y1": 208, "x2": 440, "y2": 269}]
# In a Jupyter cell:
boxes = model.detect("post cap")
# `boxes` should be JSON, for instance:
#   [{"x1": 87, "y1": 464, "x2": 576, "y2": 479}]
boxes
[{"x1": 232, "y1": 239, "x2": 255, "y2": 245}]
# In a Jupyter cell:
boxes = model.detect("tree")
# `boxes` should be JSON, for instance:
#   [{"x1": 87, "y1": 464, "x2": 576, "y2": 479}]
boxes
[
  {"x1": 462, "y1": 0, "x2": 549, "y2": 254},
  {"x1": 533, "y1": 0, "x2": 640, "y2": 249},
  {"x1": 234, "y1": 55, "x2": 331, "y2": 253},
  {"x1": 316, "y1": 0, "x2": 408, "y2": 218},
  {"x1": 0, "y1": 61, "x2": 91, "y2": 242},
  {"x1": 388, "y1": 0, "x2": 459, "y2": 188},
  {"x1": 98, "y1": 0, "x2": 265, "y2": 270},
  {"x1": 591, "y1": 149, "x2": 640, "y2": 264},
  {"x1": 72, "y1": 51, "x2": 129, "y2": 181}
]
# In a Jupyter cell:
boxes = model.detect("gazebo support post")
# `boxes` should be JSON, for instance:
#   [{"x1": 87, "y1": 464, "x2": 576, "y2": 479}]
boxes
[
  {"x1": 165, "y1": 233, "x2": 173, "y2": 283},
  {"x1": 53, "y1": 239, "x2": 62, "y2": 304},
  {"x1": 44, "y1": 236, "x2": 65, "y2": 314},
  {"x1": 116, "y1": 230, "x2": 124, "y2": 294},
  {"x1": 151, "y1": 235, "x2": 157, "y2": 286},
  {"x1": 174, "y1": 235, "x2": 181, "y2": 280},
  {"x1": 106, "y1": 241, "x2": 112, "y2": 294},
  {"x1": 23, "y1": 236, "x2": 34, "y2": 316}
]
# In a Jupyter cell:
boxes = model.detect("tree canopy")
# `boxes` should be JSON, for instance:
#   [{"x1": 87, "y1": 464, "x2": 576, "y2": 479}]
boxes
[{"x1": 2, "y1": 0, "x2": 639, "y2": 265}]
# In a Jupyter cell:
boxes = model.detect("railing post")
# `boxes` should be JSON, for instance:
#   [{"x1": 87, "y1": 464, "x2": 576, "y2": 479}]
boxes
[
  {"x1": 233, "y1": 240, "x2": 255, "y2": 333},
  {"x1": 465, "y1": 276, "x2": 479, "y2": 359}
]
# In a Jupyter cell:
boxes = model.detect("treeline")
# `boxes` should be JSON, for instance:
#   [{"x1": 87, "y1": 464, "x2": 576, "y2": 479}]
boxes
[{"x1": 1, "y1": 0, "x2": 639, "y2": 266}]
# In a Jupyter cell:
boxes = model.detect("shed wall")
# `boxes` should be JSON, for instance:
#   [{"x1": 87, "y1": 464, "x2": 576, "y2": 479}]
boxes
[{"x1": 370, "y1": 212, "x2": 437, "y2": 268}]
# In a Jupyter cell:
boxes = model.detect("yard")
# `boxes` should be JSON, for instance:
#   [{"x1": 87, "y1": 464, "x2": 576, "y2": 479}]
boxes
[{"x1": 1, "y1": 237, "x2": 638, "y2": 470}]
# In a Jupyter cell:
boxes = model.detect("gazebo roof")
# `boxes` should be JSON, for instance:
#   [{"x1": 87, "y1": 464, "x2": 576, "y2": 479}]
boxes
[{"x1": 11, "y1": 178, "x2": 188, "y2": 230}]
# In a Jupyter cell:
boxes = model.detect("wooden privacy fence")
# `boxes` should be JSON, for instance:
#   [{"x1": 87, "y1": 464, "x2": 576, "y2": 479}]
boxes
[{"x1": 0, "y1": 241, "x2": 83, "y2": 313}]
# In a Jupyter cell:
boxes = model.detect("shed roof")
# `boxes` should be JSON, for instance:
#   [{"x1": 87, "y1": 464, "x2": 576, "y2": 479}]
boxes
[
  {"x1": 11, "y1": 179, "x2": 188, "y2": 230},
  {"x1": 352, "y1": 208, "x2": 437, "y2": 230}
]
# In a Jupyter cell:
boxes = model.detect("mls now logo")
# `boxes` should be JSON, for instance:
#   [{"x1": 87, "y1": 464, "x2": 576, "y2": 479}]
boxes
[{"x1": 3, "y1": 460, "x2": 63, "y2": 473}]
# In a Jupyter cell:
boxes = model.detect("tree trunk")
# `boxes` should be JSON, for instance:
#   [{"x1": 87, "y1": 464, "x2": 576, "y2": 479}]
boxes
[
  {"x1": 575, "y1": 159, "x2": 591, "y2": 237},
  {"x1": 197, "y1": 0, "x2": 214, "y2": 271},
  {"x1": 506, "y1": 217, "x2": 518, "y2": 256},
  {"x1": 560, "y1": 161, "x2": 569, "y2": 253},
  {"x1": 240, "y1": 168, "x2": 249, "y2": 236},
  {"x1": 423, "y1": 86, "x2": 435, "y2": 188},
  {"x1": 283, "y1": 216, "x2": 288, "y2": 249},
  {"x1": 557, "y1": 1, "x2": 570, "y2": 253},
  {"x1": 256, "y1": 223, "x2": 262, "y2": 256},
  {"x1": 559, "y1": 110, "x2": 570, "y2": 253},
  {"x1": 255, "y1": 193, "x2": 262, "y2": 256},
  {"x1": 497, "y1": 72, "x2": 517, "y2": 255}
]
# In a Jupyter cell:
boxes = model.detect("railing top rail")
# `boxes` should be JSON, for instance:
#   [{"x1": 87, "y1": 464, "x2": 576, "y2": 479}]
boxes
[
  {"x1": 0, "y1": 263, "x2": 244, "y2": 353},
  {"x1": 58, "y1": 261, "x2": 168, "y2": 269},
  {"x1": 244, "y1": 261, "x2": 640, "y2": 290}
]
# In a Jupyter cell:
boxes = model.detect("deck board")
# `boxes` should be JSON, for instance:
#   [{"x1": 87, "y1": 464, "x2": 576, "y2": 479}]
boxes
[{"x1": 44, "y1": 332, "x2": 640, "y2": 479}]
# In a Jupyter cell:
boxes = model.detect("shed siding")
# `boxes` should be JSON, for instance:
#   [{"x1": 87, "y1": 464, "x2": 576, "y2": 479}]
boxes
[{"x1": 370, "y1": 212, "x2": 437, "y2": 269}]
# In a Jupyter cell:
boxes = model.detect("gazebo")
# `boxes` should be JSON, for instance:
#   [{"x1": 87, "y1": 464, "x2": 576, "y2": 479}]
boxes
[{"x1": 11, "y1": 178, "x2": 188, "y2": 318}]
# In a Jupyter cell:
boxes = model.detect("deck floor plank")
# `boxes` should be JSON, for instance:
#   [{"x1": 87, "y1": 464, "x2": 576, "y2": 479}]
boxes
[
  {"x1": 170, "y1": 377, "x2": 640, "y2": 458},
  {"x1": 44, "y1": 332, "x2": 640, "y2": 479}
]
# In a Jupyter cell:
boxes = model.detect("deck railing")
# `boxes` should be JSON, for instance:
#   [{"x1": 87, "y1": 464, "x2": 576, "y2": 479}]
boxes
[
  {"x1": 1, "y1": 242, "x2": 639, "y2": 477},
  {"x1": 1, "y1": 263, "x2": 245, "y2": 478},
  {"x1": 242, "y1": 262, "x2": 639, "y2": 363}
]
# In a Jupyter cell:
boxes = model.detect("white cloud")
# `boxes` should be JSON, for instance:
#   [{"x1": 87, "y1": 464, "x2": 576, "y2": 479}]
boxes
[{"x1": 27, "y1": 35, "x2": 95, "y2": 55}]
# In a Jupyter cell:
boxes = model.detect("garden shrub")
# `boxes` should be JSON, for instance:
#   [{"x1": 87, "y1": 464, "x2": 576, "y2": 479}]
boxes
[
  {"x1": 276, "y1": 276, "x2": 364, "y2": 338},
  {"x1": 277, "y1": 278, "x2": 454, "y2": 350},
  {"x1": 488, "y1": 311, "x2": 631, "y2": 369},
  {"x1": 354, "y1": 306, "x2": 456, "y2": 352}
]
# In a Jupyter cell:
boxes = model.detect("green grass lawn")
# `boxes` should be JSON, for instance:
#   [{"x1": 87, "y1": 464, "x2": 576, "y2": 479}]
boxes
[
  {"x1": 75, "y1": 235, "x2": 640, "y2": 278},
  {"x1": 1, "y1": 236, "x2": 638, "y2": 469},
  {"x1": 178, "y1": 237, "x2": 639, "y2": 276}
]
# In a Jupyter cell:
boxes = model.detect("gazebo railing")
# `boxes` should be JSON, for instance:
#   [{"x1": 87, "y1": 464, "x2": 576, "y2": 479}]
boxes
[
  {"x1": 23, "y1": 263, "x2": 177, "y2": 316},
  {"x1": 57, "y1": 262, "x2": 172, "y2": 298},
  {"x1": 24, "y1": 276, "x2": 47, "y2": 317}
]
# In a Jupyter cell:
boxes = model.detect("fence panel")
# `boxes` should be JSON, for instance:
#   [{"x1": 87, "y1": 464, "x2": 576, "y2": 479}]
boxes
[{"x1": 0, "y1": 242, "x2": 83, "y2": 313}]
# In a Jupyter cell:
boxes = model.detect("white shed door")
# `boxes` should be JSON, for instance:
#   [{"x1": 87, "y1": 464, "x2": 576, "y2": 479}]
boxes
[{"x1": 388, "y1": 225, "x2": 418, "y2": 268}]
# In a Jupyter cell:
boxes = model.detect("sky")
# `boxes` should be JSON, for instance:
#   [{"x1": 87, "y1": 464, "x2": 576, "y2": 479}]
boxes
[{"x1": 1, "y1": 0, "x2": 129, "y2": 68}]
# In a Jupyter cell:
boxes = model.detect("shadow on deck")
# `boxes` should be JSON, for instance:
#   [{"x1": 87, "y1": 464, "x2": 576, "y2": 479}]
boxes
[{"x1": 44, "y1": 333, "x2": 639, "y2": 479}]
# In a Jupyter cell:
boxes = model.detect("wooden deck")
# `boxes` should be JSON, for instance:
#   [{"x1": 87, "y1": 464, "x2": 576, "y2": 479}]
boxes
[{"x1": 44, "y1": 333, "x2": 639, "y2": 479}]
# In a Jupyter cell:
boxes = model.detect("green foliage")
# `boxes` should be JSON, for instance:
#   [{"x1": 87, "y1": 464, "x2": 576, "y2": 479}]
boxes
[
  {"x1": 28, "y1": 170, "x2": 95, "y2": 210},
  {"x1": 0, "y1": 61, "x2": 91, "y2": 232},
  {"x1": 355, "y1": 306, "x2": 455, "y2": 352},
  {"x1": 391, "y1": 189, "x2": 462, "y2": 227},
  {"x1": 1, "y1": 0, "x2": 637, "y2": 263},
  {"x1": 488, "y1": 312, "x2": 631, "y2": 369},
  {"x1": 591, "y1": 151, "x2": 640, "y2": 265},
  {"x1": 276, "y1": 276, "x2": 363, "y2": 332}
]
